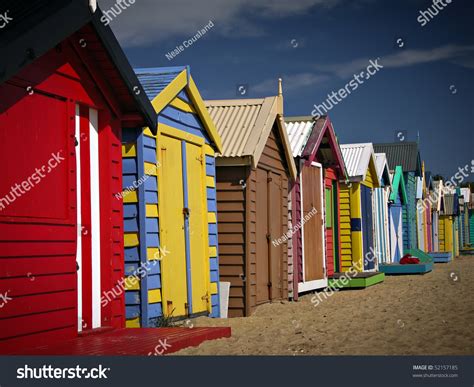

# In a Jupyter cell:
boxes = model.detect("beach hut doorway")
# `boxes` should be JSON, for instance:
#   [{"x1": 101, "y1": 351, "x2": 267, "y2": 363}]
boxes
[
  {"x1": 361, "y1": 185, "x2": 375, "y2": 270},
  {"x1": 256, "y1": 169, "x2": 285, "y2": 303},
  {"x1": 325, "y1": 177, "x2": 340, "y2": 273},
  {"x1": 158, "y1": 129, "x2": 210, "y2": 318},
  {"x1": 299, "y1": 163, "x2": 326, "y2": 292},
  {"x1": 390, "y1": 205, "x2": 403, "y2": 262},
  {"x1": 75, "y1": 106, "x2": 103, "y2": 333}
]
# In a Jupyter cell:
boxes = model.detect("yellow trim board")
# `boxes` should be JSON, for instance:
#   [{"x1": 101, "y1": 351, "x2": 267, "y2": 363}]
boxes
[
  {"x1": 159, "y1": 123, "x2": 205, "y2": 146},
  {"x1": 208, "y1": 212, "x2": 217, "y2": 224},
  {"x1": 125, "y1": 275, "x2": 140, "y2": 290},
  {"x1": 144, "y1": 162, "x2": 159, "y2": 176},
  {"x1": 151, "y1": 69, "x2": 188, "y2": 115},
  {"x1": 124, "y1": 233, "x2": 139, "y2": 247},
  {"x1": 122, "y1": 190, "x2": 138, "y2": 203},
  {"x1": 206, "y1": 175, "x2": 215, "y2": 188},
  {"x1": 122, "y1": 143, "x2": 136, "y2": 157},
  {"x1": 187, "y1": 76, "x2": 223, "y2": 153},
  {"x1": 146, "y1": 204, "x2": 159, "y2": 217},
  {"x1": 170, "y1": 97, "x2": 196, "y2": 114},
  {"x1": 148, "y1": 289, "x2": 162, "y2": 303},
  {"x1": 126, "y1": 317, "x2": 140, "y2": 328}
]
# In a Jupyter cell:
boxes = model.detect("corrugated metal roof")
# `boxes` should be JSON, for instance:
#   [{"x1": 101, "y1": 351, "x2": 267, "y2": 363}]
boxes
[
  {"x1": 284, "y1": 116, "x2": 315, "y2": 157},
  {"x1": 375, "y1": 153, "x2": 390, "y2": 185},
  {"x1": 205, "y1": 97, "x2": 278, "y2": 159},
  {"x1": 135, "y1": 66, "x2": 187, "y2": 101},
  {"x1": 373, "y1": 142, "x2": 421, "y2": 174},
  {"x1": 443, "y1": 194, "x2": 459, "y2": 215},
  {"x1": 340, "y1": 143, "x2": 375, "y2": 181},
  {"x1": 205, "y1": 96, "x2": 297, "y2": 179}
]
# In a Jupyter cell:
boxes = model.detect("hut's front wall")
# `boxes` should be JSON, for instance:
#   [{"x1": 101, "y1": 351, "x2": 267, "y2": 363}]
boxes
[
  {"x1": 0, "y1": 46, "x2": 125, "y2": 352},
  {"x1": 217, "y1": 127, "x2": 289, "y2": 317},
  {"x1": 122, "y1": 92, "x2": 220, "y2": 326},
  {"x1": 216, "y1": 166, "x2": 248, "y2": 317}
]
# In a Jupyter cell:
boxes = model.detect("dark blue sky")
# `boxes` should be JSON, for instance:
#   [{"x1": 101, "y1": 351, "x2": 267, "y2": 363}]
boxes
[{"x1": 101, "y1": 0, "x2": 474, "y2": 179}]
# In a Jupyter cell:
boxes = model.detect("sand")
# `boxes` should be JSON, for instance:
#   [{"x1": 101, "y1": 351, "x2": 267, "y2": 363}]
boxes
[{"x1": 175, "y1": 255, "x2": 474, "y2": 355}]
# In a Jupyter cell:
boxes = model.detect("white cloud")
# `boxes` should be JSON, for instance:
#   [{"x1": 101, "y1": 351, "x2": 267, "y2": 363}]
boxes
[
  {"x1": 314, "y1": 44, "x2": 474, "y2": 78},
  {"x1": 97, "y1": 0, "x2": 341, "y2": 46}
]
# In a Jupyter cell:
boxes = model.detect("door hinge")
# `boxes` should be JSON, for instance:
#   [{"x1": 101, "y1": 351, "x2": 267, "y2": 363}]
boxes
[
  {"x1": 183, "y1": 207, "x2": 190, "y2": 217},
  {"x1": 201, "y1": 293, "x2": 210, "y2": 302},
  {"x1": 268, "y1": 281, "x2": 272, "y2": 288},
  {"x1": 196, "y1": 155, "x2": 204, "y2": 164}
]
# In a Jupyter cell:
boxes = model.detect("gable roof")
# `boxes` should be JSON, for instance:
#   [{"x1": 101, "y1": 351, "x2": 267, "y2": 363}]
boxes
[
  {"x1": 285, "y1": 115, "x2": 346, "y2": 179},
  {"x1": 390, "y1": 166, "x2": 408, "y2": 204},
  {"x1": 135, "y1": 66, "x2": 222, "y2": 152},
  {"x1": 205, "y1": 97, "x2": 297, "y2": 178},
  {"x1": 375, "y1": 153, "x2": 391, "y2": 187},
  {"x1": 0, "y1": 1, "x2": 157, "y2": 130},
  {"x1": 373, "y1": 142, "x2": 422, "y2": 175},
  {"x1": 285, "y1": 116, "x2": 315, "y2": 157},
  {"x1": 340, "y1": 143, "x2": 379, "y2": 186}
]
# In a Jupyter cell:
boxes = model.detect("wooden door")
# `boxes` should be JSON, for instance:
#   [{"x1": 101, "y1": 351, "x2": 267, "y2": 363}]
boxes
[
  {"x1": 301, "y1": 164, "x2": 325, "y2": 282},
  {"x1": 256, "y1": 168, "x2": 270, "y2": 304},
  {"x1": 159, "y1": 134, "x2": 188, "y2": 317},
  {"x1": 389, "y1": 204, "x2": 403, "y2": 263},
  {"x1": 186, "y1": 142, "x2": 209, "y2": 314},
  {"x1": 361, "y1": 185, "x2": 375, "y2": 270},
  {"x1": 269, "y1": 172, "x2": 282, "y2": 300}
]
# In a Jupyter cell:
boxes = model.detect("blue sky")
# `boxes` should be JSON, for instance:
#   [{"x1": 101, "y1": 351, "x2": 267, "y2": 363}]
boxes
[{"x1": 101, "y1": 0, "x2": 474, "y2": 179}]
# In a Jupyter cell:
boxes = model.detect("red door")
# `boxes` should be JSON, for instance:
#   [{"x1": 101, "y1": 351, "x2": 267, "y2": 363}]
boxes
[{"x1": 0, "y1": 84, "x2": 77, "y2": 351}]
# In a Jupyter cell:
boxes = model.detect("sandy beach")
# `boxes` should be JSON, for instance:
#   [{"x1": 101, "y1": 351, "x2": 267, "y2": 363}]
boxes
[{"x1": 176, "y1": 255, "x2": 474, "y2": 356}]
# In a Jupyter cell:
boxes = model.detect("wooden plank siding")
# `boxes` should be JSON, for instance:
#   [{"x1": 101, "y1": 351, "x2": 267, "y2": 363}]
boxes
[
  {"x1": 216, "y1": 127, "x2": 289, "y2": 317},
  {"x1": 216, "y1": 166, "x2": 247, "y2": 317}
]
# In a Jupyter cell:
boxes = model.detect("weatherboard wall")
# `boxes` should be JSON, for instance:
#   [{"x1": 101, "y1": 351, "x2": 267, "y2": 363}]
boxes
[{"x1": 122, "y1": 91, "x2": 220, "y2": 326}]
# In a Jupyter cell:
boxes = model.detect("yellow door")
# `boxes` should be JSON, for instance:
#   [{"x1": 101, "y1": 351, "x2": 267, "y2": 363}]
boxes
[
  {"x1": 186, "y1": 143, "x2": 210, "y2": 314},
  {"x1": 159, "y1": 134, "x2": 188, "y2": 317}
]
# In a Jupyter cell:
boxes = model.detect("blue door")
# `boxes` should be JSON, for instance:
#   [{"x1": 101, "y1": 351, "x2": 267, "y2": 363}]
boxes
[
  {"x1": 361, "y1": 185, "x2": 375, "y2": 270},
  {"x1": 389, "y1": 205, "x2": 403, "y2": 263}
]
